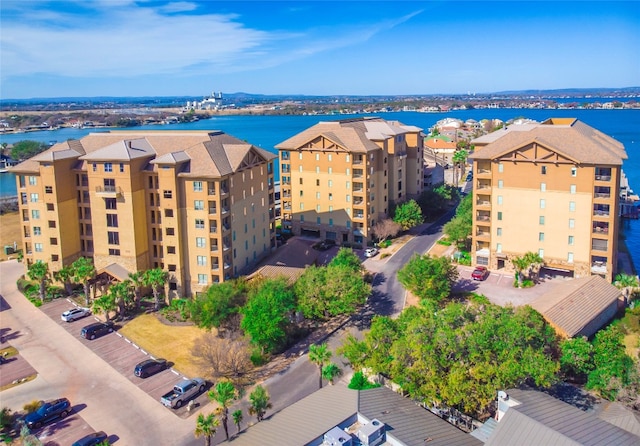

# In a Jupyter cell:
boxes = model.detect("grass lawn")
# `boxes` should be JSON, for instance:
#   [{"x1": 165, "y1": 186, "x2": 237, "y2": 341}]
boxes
[
  {"x1": 0, "y1": 211, "x2": 21, "y2": 261},
  {"x1": 119, "y1": 314, "x2": 207, "y2": 378}
]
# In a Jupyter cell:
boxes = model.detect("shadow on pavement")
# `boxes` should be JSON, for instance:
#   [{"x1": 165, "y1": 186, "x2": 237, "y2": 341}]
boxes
[
  {"x1": 451, "y1": 278, "x2": 480, "y2": 294},
  {"x1": 1, "y1": 327, "x2": 23, "y2": 343},
  {"x1": 0, "y1": 294, "x2": 11, "y2": 311}
]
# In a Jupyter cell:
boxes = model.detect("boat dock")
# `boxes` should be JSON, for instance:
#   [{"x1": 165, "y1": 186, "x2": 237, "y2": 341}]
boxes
[{"x1": 620, "y1": 170, "x2": 639, "y2": 219}]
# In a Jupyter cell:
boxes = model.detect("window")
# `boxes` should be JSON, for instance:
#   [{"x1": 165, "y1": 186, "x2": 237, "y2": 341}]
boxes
[
  {"x1": 315, "y1": 153, "x2": 320, "y2": 161},
  {"x1": 570, "y1": 184, "x2": 576, "y2": 194},
  {"x1": 538, "y1": 249, "x2": 544, "y2": 258},
  {"x1": 300, "y1": 203, "x2": 304, "y2": 210},
  {"x1": 50, "y1": 237, "x2": 57, "y2": 245},
  {"x1": 51, "y1": 254, "x2": 59, "y2": 261},
  {"x1": 109, "y1": 248, "x2": 121, "y2": 256},
  {"x1": 30, "y1": 193, "x2": 39, "y2": 202},
  {"x1": 498, "y1": 163, "x2": 504, "y2": 173},
  {"x1": 163, "y1": 190, "x2": 172, "y2": 199},
  {"x1": 571, "y1": 167, "x2": 577, "y2": 177},
  {"x1": 197, "y1": 255, "x2": 207, "y2": 266},
  {"x1": 540, "y1": 199, "x2": 546, "y2": 209},
  {"x1": 104, "y1": 162, "x2": 113, "y2": 172},
  {"x1": 567, "y1": 252, "x2": 574, "y2": 263},
  {"x1": 196, "y1": 237, "x2": 206, "y2": 248},
  {"x1": 299, "y1": 152, "x2": 303, "y2": 159},
  {"x1": 497, "y1": 211, "x2": 502, "y2": 221},
  {"x1": 541, "y1": 166, "x2": 547, "y2": 175},
  {"x1": 569, "y1": 218, "x2": 575, "y2": 229},
  {"x1": 568, "y1": 235, "x2": 574, "y2": 245},
  {"x1": 329, "y1": 218, "x2": 333, "y2": 226},
  {"x1": 31, "y1": 210, "x2": 40, "y2": 219},
  {"x1": 165, "y1": 209, "x2": 173, "y2": 218},
  {"x1": 28, "y1": 176, "x2": 37, "y2": 186},
  {"x1": 195, "y1": 219, "x2": 205, "y2": 229},
  {"x1": 105, "y1": 198, "x2": 117, "y2": 210},
  {"x1": 329, "y1": 205, "x2": 333, "y2": 212},
  {"x1": 498, "y1": 180, "x2": 503, "y2": 189},
  {"x1": 120, "y1": 163, "x2": 124, "y2": 173},
  {"x1": 166, "y1": 227, "x2": 175, "y2": 236},
  {"x1": 539, "y1": 232, "x2": 545, "y2": 242},
  {"x1": 48, "y1": 220, "x2": 56, "y2": 228},
  {"x1": 46, "y1": 203, "x2": 54, "y2": 211},
  {"x1": 328, "y1": 154, "x2": 332, "y2": 162},
  {"x1": 198, "y1": 274, "x2": 207, "y2": 285},
  {"x1": 194, "y1": 200, "x2": 204, "y2": 211},
  {"x1": 569, "y1": 201, "x2": 576, "y2": 212},
  {"x1": 35, "y1": 243, "x2": 43, "y2": 252},
  {"x1": 167, "y1": 246, "x2": 176, "y2": 254},
  {"x1": 328, "y1": 180, "x2": 332, "y2": 187},
  {"x1": 300, "y1": 215, "x2": 304, "y2": 222},
  {"x1": 107, "y1": 231, "x2": 120, "y2": 245},
  {"x1": 316, "y1": 205, "x2": 321, "y2": 212},
  {"x1": 539, "y1": 216, "x2": 545, "y2": 225},
  {"x1": 346, "y1": 194, "x2": 351, "y2": 202},
  {"x1": 92, "y1": 163, "x2": 97, "y2": 172},
  {"x1": 497, "y1": 196, "x2": 503, "y2": 205},
  {"x1": 316, "y1": 192, "x2": 321, "y2": 199},
  {"x1": 45, "y1": 186, "x2": 53, "y2": 194},
  {"x1": 496, "y1": 243, "x2": 502, "y2": 253},
  {"x1": 33, "y1": 226, "x2": 41, "y2": 236},
  {"x1": 106, "y1": 214, "x2": 118, "y2": 227},
  {"x1": 540, "y1": 182, "x2": 546, "y2": 192},
  {"x1": 193, "y1": 181, "x2": 203, "y2": 192},
  {"x1": 497, "y1": 227, "x2": 502, "y2": 236},
  {"x1": 328, "y1": 167, "x2": 332, "y2": 174},
  {"x1": 329, "y1": 193, "x2": 333, "y2": 201},
  {"x1": 346, "y1": 181, "x2": 351, "y2": 189}
]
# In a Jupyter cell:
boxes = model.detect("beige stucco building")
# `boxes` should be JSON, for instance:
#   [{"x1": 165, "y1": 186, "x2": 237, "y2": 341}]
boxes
[
  {"x1": 11, "y1": 130, "x2": 276, "y2": 298},
  {"x1": 275, "y1": 117, "x2": 424, "y2": 247},
  {"x1": 469, "y1": 118, "x2": 627, "y2": 282}
]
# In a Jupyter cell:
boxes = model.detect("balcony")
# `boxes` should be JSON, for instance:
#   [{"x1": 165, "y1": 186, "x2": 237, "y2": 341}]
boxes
[
  {"x1": 476, "y1": 168, "x2": 491, "y2": 176},
  {"x1": 593, "y1": 208, "x2": 610, "y2": 217},
  {"x1": 475, "y1": 199, "x2": 491, "y2": 208},
  {"x1": 208, "y1": 188, "x2": 216, "y2": 195},
  {"x1": 476, "y1": 182, "x2": 491, "y2": 191},
  {"x1": 209, "y1": 226, "x2": 218, "y2": 234},
  {"x1": 96, "y1": 185, "x2": 122, "y2": 197},
  {"x1": 210, "y1": 244, "x2": 219, "y2": 252},
  {"x1": 476, "y1": 213, "x2": 490, "y2": 222},
  {"x1": 208, "y1": 207, "x2": 217, "y2": 214},
  {"x1": 353, "y1": 197, "x2": 364, "y2": 205},
  {"x1": 591, "y1": 262, "x2": 608, "y2": 274},
  {"x1": 475, "y1": 230, "x2": 490, "y2": 239},
  {"x1": 594, "y1": 174, "x2": 611, "y2": 182},
  {"x1": 593, "y1": 223, "x2": 609, "y2": 235},
  {"x1": 353, "y1": 213, "x2": 365, "y2": 220},
  {"x1": 212, "y1": 263, "x2": 220, "y2": 270},
  {"x1": 591, "y1": 239, "x2": 609, "y2": 252},
  {"x1": 224, "y1": 263, "x2": 231, "y2": 270}
]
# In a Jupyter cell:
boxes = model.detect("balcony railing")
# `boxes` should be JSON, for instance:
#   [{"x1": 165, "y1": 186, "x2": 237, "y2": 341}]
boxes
[
  {"x1": 212, "y1": 263, "x2": 220, "y2": 270},
  {"x1": 594, "y1": 193, "x2": 611, "y2": 199},
  {"x1": 595, "y1": 175, "x2": 611, "y2": 181},
  {"x1": 591, "y1": 262, "x2": 608, "y2": 274},
  {"x1": 593, "y1": 209, "x2": 610, "y2": 217},
  {"x1": 209, "y1": 207, "x2": 217, "y2": 214},
  {"x1": 352, "y1": 158, "x2": 364, "y2": 165},
  {"x1": 96, "y1": 185, "x2": 122, "y2": 197},
  {"x1": 476, "y1": 200, "x2": 491, "y2": 207},
  {"x1": 211, "y1": 245, "x2": 219, "y2": 252},
  {"x1": 209, "y1": 226, "x2": 218, "y2": 234},
  {"x1": 476, "y1": 214, "x2": 490, "y2": 222}
]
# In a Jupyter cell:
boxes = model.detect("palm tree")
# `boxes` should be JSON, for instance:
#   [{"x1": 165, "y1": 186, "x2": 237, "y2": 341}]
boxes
[
  {"x1": 232, "y1": 409, "x2": 243, "y2": 434},
  {"x1": 53, "y1": 265, "x2": 74, "y2": 296},
  {"x1": 143, "y1": 268, "x2": 168, "y2": 311},
  {"x1": 452, "y1": 149, "x2": 468, "y2": 189},
  {"x1": 322, "y1": 363, "x2": 342, "y2": 385},
  {"x1": 194, "y1": 412, "x2": 219, "y2": 446},
  {"x1": 72, "y1": 257, "x2": 96, "y2": 306},
  {"x1": 111, "y1": 280, "x2": 133, "y2": 319},
  {"x1": 128, "y1": 271, "x2": 145, "y2": 310},
  {"x1": 512, "y1": 252, "x2": 543, "y2": 287},
  {"x1": 207, "y1": 381, "x2": 236, "y2": 441},
  {"x1": 93, "y1": 291, "x2": 116, "y2": 322},
  {"x1": 27, "y1": 260, "x2": 49, "y2": 303},
  {"x1": 308, "y1": 343, "x2": 332, "y2": 389},
  {"x1": 248, "y1": 385, "x2": 271, "y2": 422},
  {"x1": 614, "y1": 273, "x2": 640, "y2": 304}
]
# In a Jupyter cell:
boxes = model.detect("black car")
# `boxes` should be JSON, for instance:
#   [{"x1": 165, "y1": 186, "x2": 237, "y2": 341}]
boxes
[
  {"x1": 24, "y1": 398, "x2": 71, "y2": 429},
  {"x1": 80, "y1": 321, "x2": 114, "y2": 340},
  {"x1": 134, "y1": 358, "x2": 168, "y2": 378},
  {"x1": 72, "y1": 431, "x2": 108, "y2": 446},
  {"x1": 312, "y1": 239, "x2": 336, "y2": 251}
]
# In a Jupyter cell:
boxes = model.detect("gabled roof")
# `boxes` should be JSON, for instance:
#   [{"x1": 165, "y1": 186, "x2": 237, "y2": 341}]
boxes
[
  {"x1": 79, "y1": 138, "x2": 155, "y2": 161},
  {"x1": 10, "y1": 139, "x2": 87, "y2": 173},
  {"x1": 530, "y1": 276, "x2": 621, "y2": 338},
  {"x1": 486, "y1": 389, "x2": 640, "y2": 446},
  {"x1": 469, "y1": 119, "x2": 626, "y2": 165}
]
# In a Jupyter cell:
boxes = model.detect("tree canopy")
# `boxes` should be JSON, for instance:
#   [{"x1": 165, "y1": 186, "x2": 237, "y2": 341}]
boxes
[
  {"x1": 393, "y1": 199, "x2": 423, "y2": 231},
  {"x1": 10, "y1": 140, "x2": 49, "y2": 160},
  {"x1": 189, "y1": 280, "x2": 247, "y2": 329},
  {"x1": 443, "y1": 193, "x2": 472, "y2": 249},
  {"x1": 397, "y1": 254, "x2": 458, "y2": 304}
]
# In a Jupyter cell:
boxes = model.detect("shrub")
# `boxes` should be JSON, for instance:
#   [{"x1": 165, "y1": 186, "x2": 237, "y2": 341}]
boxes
[
  {"x1": 22, "y1": 400, "x2": 42, "y2": 414},
  {"x1": 379, "y1": 239, "x2": 392, "y2": 248},
  {"x1": 521, "y1": 279, "x2": 535, "y2": 288},
  {"x1": 380, "y1": 253, "x2": 389, "y2": 259},
  {"x1": 437, "y1": 239, "x2": 452, "y2": 246},
  {"x1": 250, "y1": 347, "x2": 268, "y2": 367},
  {"x1": 348, "y1": 371, "x2": 380, "y2": 390}
]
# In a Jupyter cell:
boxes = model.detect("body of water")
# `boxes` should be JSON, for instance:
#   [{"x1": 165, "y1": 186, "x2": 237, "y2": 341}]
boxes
[{"x1": 1, "y1": 109, "x2": 638, "y2": 271}]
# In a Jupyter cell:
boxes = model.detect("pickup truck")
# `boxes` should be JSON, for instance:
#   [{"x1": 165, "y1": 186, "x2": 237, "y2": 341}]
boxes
[{"x1": 160, "y1": 378, "x2": 206, "y2": 409}]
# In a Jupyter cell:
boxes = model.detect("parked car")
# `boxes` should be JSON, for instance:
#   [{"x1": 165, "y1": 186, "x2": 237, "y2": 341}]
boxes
[
  {"x1": 72, "y1": 431, "x2": 108, "y2": 446},
  {"x1": 61, "y1": 307, "x2": 91, "y2": 322},
  {"x1": 80, "y1": 321, "x2": 114, "y2": 340},
  {"x1": 312, "y1": 239, "x2": 336, "y2": 251},
  {"x1": 471, "y1": 266, "x2": 490, "y2": 281},
  {"x1": 24, "y1": 398, "x2": 71, "y2": 429},
  {"x1": 134, "y1": 358, "x2": 168, "y2": 378},
  {"x1": 161, "y1": 378, "x2": 206, "y2": 409},
  {"x1": 364, "y1": 247, "x2": 379, "y2": 258}
]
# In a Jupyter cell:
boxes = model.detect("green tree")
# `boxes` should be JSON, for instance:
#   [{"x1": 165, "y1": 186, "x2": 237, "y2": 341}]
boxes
[
  {"x1": 53, "y1": 265, "x2": 74, "y2": 296},
  {"x1": 10, "y1": 140, "x2": 48, "y2": 160},
  {"x1": 128, "y1": 271, "x2": 145, "y2": 310},
  {"x1": 614, "y1": 273, "x2": 640, "y2": 303},
  {"x1": 452, "y1": 149, "x2": 469, "y2": 188},
  {"x1": 309, "y1": 343, "x2": 333, "y2": 389},
  {"x1": 0, "y1": 407, "x2": 13, "y2": 432},
  {"x1": 194, "y1": 412, "x2": 219, "y2": 446},
  {"x1": 190, "y1": 280, "x2": 246, "y2": 329},
  {"x1": 232, "y1": 409, "x2": 243, "y2": 434},
  {"x1": 337, "y1": 334, "x2": 369, "y2": 371},
  {"x1": 328, "y1": 248, "x2": 362, "y2": 272},
  {"x1": 92, "y1": 292, "x2": 116, "y2": 322},
  {"x1": 443, "y1": 193, "x2": 473, "y2": 249},
  {"x1": 248, "y1": 385, "x2": 272, "y2": 422},
  {"x1": 27, "y1": 260, "x2": 49, "y2": 303},
  {"x1": 560, "y1": 336, "x2": 594, "y2": 379},
  {"x1": 143, "y1": 268, "x2": 168, "y2": 311},
  {"x1": 111, "y1": 280, "x2": 133, "y2": 318},
  {"x1": 393, "y1": 199, "x2": 423, "y2": 231},
  {"x1": 397, "y1": 254, "x2": 459, "y2": 304},
  {"x1": 586, "y1": 325, "x2": 635, "y2": 400},
  {"x1": 511, "y1": 252, "x2": 544, "y2": 287},
  {"x1": 322, "y1": 363, "x2": 342, "y2": 385},
  {"x1": 294, "y1": 266, "x2": 328, "y2": 320},
  {"x1": 241, "y1": 277, "x2": 296, "y2": 354},
  {"x1": 72, "y1": 256, "x2": 96, "y2": 307},
  {"x1": 348, "y1": 371, "x2": 380, "y2": 390},
  {"x1": 208, "y1": 381, "x2": 238, "y2": 442}
]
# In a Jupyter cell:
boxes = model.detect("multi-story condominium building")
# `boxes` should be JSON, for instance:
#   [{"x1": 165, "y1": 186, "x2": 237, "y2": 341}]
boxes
[
  {"x1": 469, "y1": 118, "x2": 627, "y2": 282},
  {"x1": 12, "y1": 130, "x2": 276, "y2": 298},
  {"x1": 275, "y1": 117, "x2": 424, "y2": 247}
]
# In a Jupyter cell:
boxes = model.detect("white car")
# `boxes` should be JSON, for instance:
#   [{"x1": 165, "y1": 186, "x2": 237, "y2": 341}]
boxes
[
  {"x1": 61, "y1": 307, "x2": 91, "y2": 322},
  {"x1": 364, "y1": 247, "x2": 379, "y2": 258}
]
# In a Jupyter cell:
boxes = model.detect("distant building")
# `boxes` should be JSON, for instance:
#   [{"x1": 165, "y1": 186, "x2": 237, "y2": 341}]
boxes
[
  {"x1": 469, "y1": 118, "x2": 627, "y2": 282},
  {"x1": 11, "y1": 130, "x2": 276, "y2": 298},
  {"x1": 276, "y1": 117, "x2": 425, "y2": 247}
]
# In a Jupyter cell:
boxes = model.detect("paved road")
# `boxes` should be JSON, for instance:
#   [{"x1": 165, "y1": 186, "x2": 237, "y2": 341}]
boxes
[{"x1": 0, "y1": 260, "x2": 199, "y2": 446}]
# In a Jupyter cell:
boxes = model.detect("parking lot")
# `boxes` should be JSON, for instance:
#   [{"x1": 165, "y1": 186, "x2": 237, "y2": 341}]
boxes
[{"x1": 41, "y1": 298, "x2": 212, "y2": 418}]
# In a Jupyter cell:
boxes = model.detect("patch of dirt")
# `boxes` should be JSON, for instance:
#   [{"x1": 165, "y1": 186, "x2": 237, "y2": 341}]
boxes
[{"x1": 0, "y1": 211, "x2": 21, "y2": 261}]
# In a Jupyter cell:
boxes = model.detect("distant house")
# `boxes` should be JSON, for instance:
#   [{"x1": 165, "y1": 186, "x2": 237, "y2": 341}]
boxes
[
  {"x1": 231, "y1": 384, "x2": 481, "y2": 446},
  {"x1": 530, "y1": 275, "x2": 623, "y2": 338},
  {"x1": 481, "y1": 388, "x2": 640, "y2": 445}
]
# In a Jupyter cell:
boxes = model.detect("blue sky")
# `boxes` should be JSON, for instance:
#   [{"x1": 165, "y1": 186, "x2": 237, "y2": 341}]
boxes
[{"x1": 1, "y1": 1, "x2": 639, "y2": 99}]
